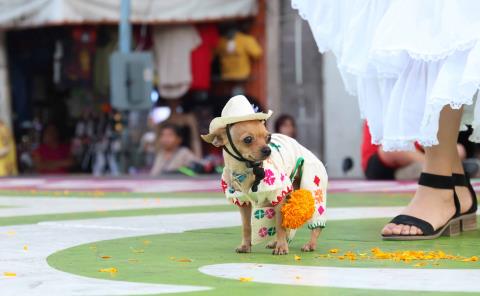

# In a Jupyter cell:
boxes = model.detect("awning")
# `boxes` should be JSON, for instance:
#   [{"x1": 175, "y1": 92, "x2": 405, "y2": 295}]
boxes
[{"x1": 0, "y1": 0, "x2": 258, "y2": 29}]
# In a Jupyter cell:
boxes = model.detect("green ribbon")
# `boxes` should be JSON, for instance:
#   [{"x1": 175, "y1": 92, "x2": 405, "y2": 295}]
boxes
[{"x1": 289, "y1": 157, "x2": 304, "y2": 183}]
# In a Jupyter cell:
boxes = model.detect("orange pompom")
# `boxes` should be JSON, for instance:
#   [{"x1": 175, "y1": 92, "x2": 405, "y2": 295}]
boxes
[{"x1": 281, "y1": 189, "x2": 315, "y2": 229}]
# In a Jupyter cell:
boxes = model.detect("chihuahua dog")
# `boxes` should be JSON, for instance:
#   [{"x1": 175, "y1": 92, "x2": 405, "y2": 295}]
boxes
[{"x1": 202, "y1": 119, "x2": 328, "y2": 255}]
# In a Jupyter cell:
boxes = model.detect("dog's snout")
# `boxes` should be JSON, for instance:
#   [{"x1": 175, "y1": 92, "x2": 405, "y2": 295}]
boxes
[{"x1": 261, "y1": 146, "x2": 271, "y2": 156}]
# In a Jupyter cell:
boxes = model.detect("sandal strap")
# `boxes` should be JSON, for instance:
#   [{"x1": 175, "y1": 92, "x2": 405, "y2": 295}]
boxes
[
  {"x1": 418, "y1": 173, "x2": 461, "y2": 217},
  {"x1": 452, "y1": 173, "x2": 469, "y2": 186},
  {"x1": 418, "y1": 173, "x2": 454, "y2": 189},
  {"x1": 389, "y1": 215, "x2": 434, "y2": 235},
  {"x1": 452, "y1": 173, "x2": 478, "y2": 215}
]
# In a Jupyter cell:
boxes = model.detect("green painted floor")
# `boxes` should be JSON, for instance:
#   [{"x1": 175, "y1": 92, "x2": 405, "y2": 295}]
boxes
[{"x1": 40, "y1": 191, "x2": 480, "y2": 296}]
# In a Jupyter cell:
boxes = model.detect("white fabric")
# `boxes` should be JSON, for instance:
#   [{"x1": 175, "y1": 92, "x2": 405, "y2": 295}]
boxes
[
  {"x1": 0, "y1": 0, "x2": 257, "y2": 28},
  {"x1": 153, "y1": 25, "x2": 200, "y2": 99},
  {"x1": 292, "y1": 0, "x2": 480, "y2": 151}
]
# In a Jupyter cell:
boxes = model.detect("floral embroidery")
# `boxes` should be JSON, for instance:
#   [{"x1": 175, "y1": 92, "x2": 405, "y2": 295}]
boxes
[
  {"x1": 314, "y1": 175, "x2": 321, "y2": 187},
  {"x1": 280, "y1": 173, "x2": 285, "y2": 182},
  {"x1": 221, "y1": 179, "x2": 228, "y2": 193},
  {"x1": 265, "y1": 208, "x2": 276, "y2": 219},
  {"x1": 318, "y1": 206, "x2": 325, "y2": 215},
  {"x1": 263, "y1": 169, "x2": 276, "y2": 185},
  {"x1": 254, "y1": 209, "x2": 265, "y2": 219},
  {"x1": 267, "y1": 227, "x2": 276, "y2": 236},
  {"x1": 314, "y1": 189, "x2": 323, "y2": 203},
  {"x1": 258, "y1": 227, "x2": 268, "y2": 237}
]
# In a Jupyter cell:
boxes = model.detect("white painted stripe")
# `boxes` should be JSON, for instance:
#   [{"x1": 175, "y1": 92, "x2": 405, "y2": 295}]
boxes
[{"x1": 199, "y1": 263, "x2": 480, "y2": 292}]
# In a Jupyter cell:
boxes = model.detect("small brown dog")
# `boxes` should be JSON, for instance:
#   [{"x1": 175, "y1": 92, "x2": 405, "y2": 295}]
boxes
[{"x1": 202, "y1": 96, "x2": 328, "y2": 255}]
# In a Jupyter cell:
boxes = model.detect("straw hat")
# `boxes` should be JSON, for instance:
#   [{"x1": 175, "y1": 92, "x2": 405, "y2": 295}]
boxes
[{"x1": 201, "y1": 95, "x2": 273, "y2": 143}]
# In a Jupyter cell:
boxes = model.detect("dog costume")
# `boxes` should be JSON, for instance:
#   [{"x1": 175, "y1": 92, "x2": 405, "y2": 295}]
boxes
[{"x1": 204, "y1": 95, "x2": 328, "y2": 243}]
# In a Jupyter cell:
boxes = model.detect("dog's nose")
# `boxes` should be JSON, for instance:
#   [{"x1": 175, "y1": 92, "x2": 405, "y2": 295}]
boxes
[{"x1": 261, "y1": 146, "x2": 271, "y2": 156}]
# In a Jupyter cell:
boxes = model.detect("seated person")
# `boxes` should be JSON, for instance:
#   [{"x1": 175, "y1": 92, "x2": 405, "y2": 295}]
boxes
[
  {"x1": 362, "y1": 121, "x2": 467, "y2": 180},
  {"x1": 274, "y1": 114, "x2": 297, "y2": 138},
  {"x1": 150, "y1": 124, "x2": 200, "y2": 176},
  {"x1": 33, "y1": 123, "x2": 74, "y2": 174}
]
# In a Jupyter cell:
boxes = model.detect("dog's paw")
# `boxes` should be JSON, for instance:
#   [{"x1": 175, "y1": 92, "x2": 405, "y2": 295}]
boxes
[
  {"x1": 235, "y1": 244, "x2": 251, "y2": 253},
  {"x1": 272, "y1": 242, "x2": 289, "y2": 255},
  {"x1": 265, "y1": 241, "x2": 276, "y2": 249},
  {"x1": 301, "y1": 242, "x2": 316, "y2": 252}
]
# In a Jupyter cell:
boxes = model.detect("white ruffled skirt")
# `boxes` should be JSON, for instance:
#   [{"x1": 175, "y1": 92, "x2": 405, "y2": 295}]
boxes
[{"x1": 292, "y1": 0, "x2": 480, "y2": 151}]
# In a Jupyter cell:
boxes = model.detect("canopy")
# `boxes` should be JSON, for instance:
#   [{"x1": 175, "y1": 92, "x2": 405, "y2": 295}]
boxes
[{"x1": 0, "y1": 0, "x2": 257, "y2": 28}]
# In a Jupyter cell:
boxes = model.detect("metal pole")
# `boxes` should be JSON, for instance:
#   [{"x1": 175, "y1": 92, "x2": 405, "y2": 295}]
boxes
[{"x1": 119, "y1": 0, "x2": 131, "y2": 53}]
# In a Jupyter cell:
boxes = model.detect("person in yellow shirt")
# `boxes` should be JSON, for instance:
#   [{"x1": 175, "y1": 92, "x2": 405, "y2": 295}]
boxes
[
  {"x1": 217, "y1": 31, "x2": 262, "y2": 81},
  {"x1": 0, "y1": 120, "x2": 18, "y2": 176}
]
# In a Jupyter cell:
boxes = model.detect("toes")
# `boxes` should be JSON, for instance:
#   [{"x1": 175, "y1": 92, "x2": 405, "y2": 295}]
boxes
[
  {"x1": 412, "y1": 226, "x2": 423, "y2": 235},
  {"x1": 266, "y1": 241, "x2": 277, "y2": 249},
  {"x1": 381, "y1": 223, "x2": 396, "y2": 235},
  {"x1": 235, "y1": 245, "x2": 251, "y2": 253},
  {"x1": 401, "y1": 225, "x2": 411, "y2": 235},
  {"x1": 409, "y1": 226, "x2": 418, "y2": 236},
  {"x1": 391, "y1": 224, "x2": 404, "y2": 235}
]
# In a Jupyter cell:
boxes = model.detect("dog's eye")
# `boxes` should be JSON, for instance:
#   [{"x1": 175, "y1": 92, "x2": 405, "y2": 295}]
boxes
[
  {"x1": 243, "y1": 136, "x2": 253, "y2": 144},
  {"x1": 266, "y1": 134, "x2": 272, "y2": 143}
]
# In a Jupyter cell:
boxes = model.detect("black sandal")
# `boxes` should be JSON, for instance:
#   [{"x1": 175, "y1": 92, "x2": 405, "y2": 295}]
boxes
[
  {"x1": 453, "y1": 173, "x2": 478, "y2": 232},
  {"x1": 382, "y1": 173, "x2": 461, "y2": 241}
]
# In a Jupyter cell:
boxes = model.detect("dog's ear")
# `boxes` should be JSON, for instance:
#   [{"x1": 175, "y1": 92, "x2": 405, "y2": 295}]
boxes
[{"x1": 200, "y1": 127, "x2": 227, "y2": 147}]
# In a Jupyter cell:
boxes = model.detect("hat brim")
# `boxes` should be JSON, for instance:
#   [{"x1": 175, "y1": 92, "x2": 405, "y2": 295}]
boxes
[{"x1": 201, "y1": 110, "x2": 273, "y2": 143}]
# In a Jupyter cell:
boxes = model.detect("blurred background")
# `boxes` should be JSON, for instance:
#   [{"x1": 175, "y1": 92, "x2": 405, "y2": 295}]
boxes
[{"x1": 0, "y1": 0, "x2": 477, "y2": 180}]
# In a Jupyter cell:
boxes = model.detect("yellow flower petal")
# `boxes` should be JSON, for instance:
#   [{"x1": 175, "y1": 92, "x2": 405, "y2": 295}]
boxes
[
  {"x1": 99, "y1": 267, "x2": 118, "y2": 274},
  {"x1": 101, "y1": 256, "x2": 112, "y2": 259},
  {"x1": 3, "y1": 272, "x2": 16, "y2": 277},
  {"x1": 239, "y1": 277, "x2": 253, "y2": 282},
  {"x1": 294, "y1": 255, "x2": 301, "y2": 261},
  {"x1": 176, "y1": 258, "x2": 193, "y2": 263},
  {"x1": 329, "y1": 249, "x2": 339, "y2": 254}
]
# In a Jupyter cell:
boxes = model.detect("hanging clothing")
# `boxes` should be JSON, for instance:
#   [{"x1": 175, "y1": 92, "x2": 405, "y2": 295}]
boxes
[
  {"x1": 191, "y1": 24, "x2": 220, "y2": 90},
  {"x1": 153, "y1": 25, "x2": 201, "y2": 99},
  {"x1": 292, "y1": 0, "x2": 480, "y2": 151},
  {"x1": 216, "y1": 31, "x2": 262, "y2": 80}
]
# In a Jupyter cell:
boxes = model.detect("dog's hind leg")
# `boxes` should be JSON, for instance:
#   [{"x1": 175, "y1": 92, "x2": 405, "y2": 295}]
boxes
[{"x1": 235, "y1": 203, "x2": 252, "y2": 253}]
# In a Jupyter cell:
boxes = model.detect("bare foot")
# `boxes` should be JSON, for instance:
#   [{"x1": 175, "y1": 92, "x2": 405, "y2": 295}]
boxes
[
  {"x1": 265, "y1": 241, "x2": 276, "y2": 249},
  {"x1": 381, "y1": 185, "x2": 457, "y2": 236},
  {"x1": 235, "y1": 244, "x2": 251, "y2": 253},
  {"x1": 273, "y1": 241, "x2": 288, "y2": 255}
]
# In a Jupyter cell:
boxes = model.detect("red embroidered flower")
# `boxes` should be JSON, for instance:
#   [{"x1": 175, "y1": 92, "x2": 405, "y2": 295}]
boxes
[
  {"x1": 318, "y1": 206, "x2": 325, "y2": 215},
  {"x1": 221, "y1": 179, "x2": 228, "y2": 193},
  {"x1": 263, "y1": 169, "x2": 276, "y2": 186},
  {"x1": 265, "y1": 208, "x2": 276, "y2": 219},
  {"x1": 314, "y1": 176, "x2": 320, "y2": 187},
  {"x1": 280, "y1": 173, "x2": 285, "y2": 182},
  {"x1": 258, "y1": 227, "x2": 268, "y2": 237}
]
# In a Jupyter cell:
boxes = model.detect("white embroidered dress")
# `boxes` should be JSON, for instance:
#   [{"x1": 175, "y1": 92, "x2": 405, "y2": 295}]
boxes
[{"x1": 292, "y1": 0, "x2": 480, "y2": 151}]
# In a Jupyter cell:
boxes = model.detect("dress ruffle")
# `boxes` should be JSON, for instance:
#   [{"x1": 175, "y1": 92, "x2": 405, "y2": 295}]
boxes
[{"x1": 292, "y1": 0, "x2": 480, "y2": 151}]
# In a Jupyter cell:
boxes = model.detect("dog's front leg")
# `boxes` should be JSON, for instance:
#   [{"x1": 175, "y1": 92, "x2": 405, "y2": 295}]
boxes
[
  {"x1": 272, "y1": 199, "x2": 288, "y2": 255},
  {"x1": 235, "y1": 203, "x2": 252, "y2": 253}
]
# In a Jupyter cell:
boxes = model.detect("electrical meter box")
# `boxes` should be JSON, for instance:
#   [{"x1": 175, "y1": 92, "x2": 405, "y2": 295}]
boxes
[{"x1": 110, "y1": 51, "x2": 154, "y2": 110}]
